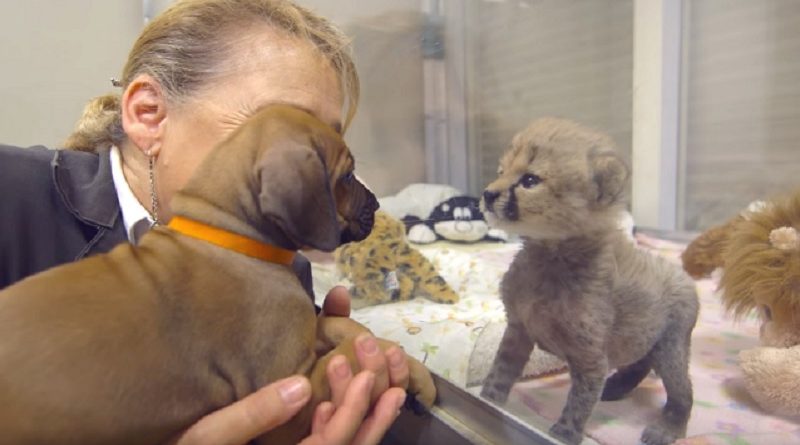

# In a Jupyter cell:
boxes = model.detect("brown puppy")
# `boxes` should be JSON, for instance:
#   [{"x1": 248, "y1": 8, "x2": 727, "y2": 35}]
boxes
[
  {"x1": 0, "y1": 105, "x2": 435, "y2": 445},
  {"x1": 479, "y1": 118, "x2": 698, "y2": 445}
]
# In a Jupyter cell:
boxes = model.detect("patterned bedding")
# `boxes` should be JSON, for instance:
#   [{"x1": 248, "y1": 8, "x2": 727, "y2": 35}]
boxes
[
  {"x1": 312, "y1": 240, "x2": 516, "y2": 384},
  {"x1": 311, "y1": 234, "x2": 800, "y2": 444}
]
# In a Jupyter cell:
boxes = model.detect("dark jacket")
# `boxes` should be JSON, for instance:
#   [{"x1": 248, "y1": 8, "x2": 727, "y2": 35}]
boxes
[{"x1": 0, "y1": 144, "x2": 315, "y2": 300}]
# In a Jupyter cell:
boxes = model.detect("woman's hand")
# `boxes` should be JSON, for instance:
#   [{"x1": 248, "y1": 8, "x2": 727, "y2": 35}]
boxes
[
  {"x1": 170, "y1": 376, "x2": 313, "y2": 445},
  {"x1": 172, "y1": 369, "x2": 406, "y2": 445},
  {"x1": 301, "y1": 369, "x2": 406, "y2": 445},
  {"x1": 321, "y1": 286, "x2": 411, "y2": 397}
]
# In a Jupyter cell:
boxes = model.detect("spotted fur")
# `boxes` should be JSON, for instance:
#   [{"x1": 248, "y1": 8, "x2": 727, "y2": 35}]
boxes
[{"x1": 335, "y1": 211, "x2": 459, "y2": 308}]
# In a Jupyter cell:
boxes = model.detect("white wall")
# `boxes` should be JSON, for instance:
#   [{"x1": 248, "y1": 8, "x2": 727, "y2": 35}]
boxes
[
  {"x1": 0, "y1": 1, "x2": 428, "y2": 198},
  {"x1": 0, "y1": 1, "x2": 142, "y2": 148}
]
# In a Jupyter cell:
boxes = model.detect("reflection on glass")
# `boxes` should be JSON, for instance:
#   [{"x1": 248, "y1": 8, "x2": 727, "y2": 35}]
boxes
[{"x1": 300, "y1": 0, "x2": 800, "y2": 444}]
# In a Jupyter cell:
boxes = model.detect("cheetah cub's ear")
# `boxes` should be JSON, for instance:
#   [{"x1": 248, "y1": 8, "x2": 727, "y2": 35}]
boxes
[{"x1": 588, "y1": 147, "x2": 629, "y2": 208}]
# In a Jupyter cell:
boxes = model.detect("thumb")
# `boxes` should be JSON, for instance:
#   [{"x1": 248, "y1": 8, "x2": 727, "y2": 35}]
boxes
[
  {"x1": 322, "y1": 286, "x2": 351, "y2": 317},
  {"x1": 173, "y1": 376, "x2": 311, "y2": 445}
]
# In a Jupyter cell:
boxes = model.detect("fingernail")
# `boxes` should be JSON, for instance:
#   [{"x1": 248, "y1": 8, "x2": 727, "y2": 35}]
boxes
[
  {"x1": 278, "y1": 377, "x2": 310, "y2": 405},
  {"x1": 333, "y1": 356, "x2": 351, "y2": 379},
  {"x1": 388, "y1": 349, "x2": 406, "y2": 368},
  {"x1": 357, "y1": 334, "x2": 379, "y2": 355}
]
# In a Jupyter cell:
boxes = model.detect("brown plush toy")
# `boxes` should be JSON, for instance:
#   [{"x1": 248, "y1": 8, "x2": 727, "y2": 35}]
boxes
[{"x1": 681, "y1": 190, "x2": 800, "y2": 416}]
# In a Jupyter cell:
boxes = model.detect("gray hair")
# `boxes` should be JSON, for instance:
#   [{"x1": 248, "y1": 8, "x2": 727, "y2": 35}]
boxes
[{"x1": 64, "y1": 0, "x2": 359, "y2": 152}]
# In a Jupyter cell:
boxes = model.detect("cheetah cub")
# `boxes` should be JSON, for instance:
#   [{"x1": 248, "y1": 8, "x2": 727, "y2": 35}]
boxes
[{"x1": 479, "y1": 118, "x2": 698, "y2": 445}]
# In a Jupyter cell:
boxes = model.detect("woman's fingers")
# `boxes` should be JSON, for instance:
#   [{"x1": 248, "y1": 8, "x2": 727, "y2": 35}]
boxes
[
  {"x1": 354, "y1": 334, "x2": 390, "y2": 402},
  {"x1": 300, "y1": 370, "x2": 376, "y2": 445},
  {"x1": 352, "y1": 387, "x2": 407, "y2": 445},
  {"x1": 172, "y1": 376, "x2": 310, "y2": 445},
  {"x1": 327, "y1": 354, "x2": 353, "y2": 406},
  {"x1": 311, "y1": 401, "x2": 335, "y2": 434},
  {"x1": 384, "y1": 346, "x2": 410, "y2": 390},
  {"x1": 322, "y1": 286, "x2": 351, "y2": 317}
]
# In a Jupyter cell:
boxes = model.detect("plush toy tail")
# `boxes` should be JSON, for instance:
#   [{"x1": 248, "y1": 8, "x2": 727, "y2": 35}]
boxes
[{"x1": 681, "y1": 217, "x2": 742, "y2": 279}]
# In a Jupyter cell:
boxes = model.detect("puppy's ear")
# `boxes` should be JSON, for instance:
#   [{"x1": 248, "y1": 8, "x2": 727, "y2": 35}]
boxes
[
  {"x1": 258, "y1": 142, "x2": 340, "y2": 251},
  {"x1": 589, "y1": 149, "x2": 630, "y2": 207}
]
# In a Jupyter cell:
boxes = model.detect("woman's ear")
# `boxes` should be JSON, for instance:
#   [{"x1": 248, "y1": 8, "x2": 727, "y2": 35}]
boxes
[{"x1": 121, "y1": 74, "x2": 168, "y2": 155}]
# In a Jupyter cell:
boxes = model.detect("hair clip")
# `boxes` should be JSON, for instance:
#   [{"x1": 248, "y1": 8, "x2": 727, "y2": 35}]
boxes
[{"x1": 110, "y1": 78, "x2": 123, "y2": 88}]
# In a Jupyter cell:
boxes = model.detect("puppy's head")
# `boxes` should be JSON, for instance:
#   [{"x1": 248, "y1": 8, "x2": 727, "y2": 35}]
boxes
[
  {"x1": 481, "y1": 117, "x2": 629, "y2": 240},
  {"x1": 251, "y1": 105, "x2": 378, "y2": 251}
]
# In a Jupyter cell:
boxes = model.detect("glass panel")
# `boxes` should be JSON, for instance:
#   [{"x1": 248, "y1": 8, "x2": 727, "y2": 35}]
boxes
[
  {"x1": 7, "y1": 1, "x2": 800, "y2": 444},
  {"x1": 303, "y1": 1, "x2": 634, "y2": 444},
  {"x1": 467, "y1": 0, "x2": 634, "y2": 191}
]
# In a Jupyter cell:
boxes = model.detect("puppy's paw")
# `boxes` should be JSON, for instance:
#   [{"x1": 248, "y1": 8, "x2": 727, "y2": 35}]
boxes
[
  {"x1": 404, "y1": 391, "x2": 430, "y2": 416},
  {"x1": 641, "y1": 423, "x2": 681, "y2": 445},
  {"x1": 401, "y1": 349, "x2": 437, "y2": 410},
  {"x1": 549, "y1": 422, "x2": 583, "y2": 445}
]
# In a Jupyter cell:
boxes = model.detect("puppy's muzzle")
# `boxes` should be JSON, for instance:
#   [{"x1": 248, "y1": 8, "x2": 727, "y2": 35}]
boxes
[{"x1": 341, "y1": 184, "x2": 379, "y2": 244}]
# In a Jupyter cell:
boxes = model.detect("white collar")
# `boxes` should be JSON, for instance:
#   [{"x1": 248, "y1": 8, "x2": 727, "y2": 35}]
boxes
[{"x1": 109, "y1": 146, "x2": 154, "y2": 242}]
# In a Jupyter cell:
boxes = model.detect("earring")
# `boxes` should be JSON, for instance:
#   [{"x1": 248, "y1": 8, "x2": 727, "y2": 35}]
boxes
[{"x1": 147, "y1": 151, "x2": 160, "y2": 226}]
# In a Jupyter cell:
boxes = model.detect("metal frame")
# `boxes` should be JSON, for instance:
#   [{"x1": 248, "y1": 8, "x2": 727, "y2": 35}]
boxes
[
  {"x1": 631, "y1": 0, "x2": 684, "y2": 231},
  {"x1": 386, "y1": 374, "x2": 569, "y2": 445},
  {"x1": 421, "y1": 0, "x2": 471, "y2": 193}
]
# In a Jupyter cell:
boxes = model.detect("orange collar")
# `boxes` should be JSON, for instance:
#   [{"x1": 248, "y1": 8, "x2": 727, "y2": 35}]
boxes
[{"x1": 167, "y1": 216, "x2": 296, "y2": 266}]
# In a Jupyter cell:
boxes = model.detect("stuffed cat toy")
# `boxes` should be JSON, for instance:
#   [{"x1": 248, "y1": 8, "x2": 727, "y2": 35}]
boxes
[{"x1": 403, "y1": 196, "x2": 507, "y2": 244}]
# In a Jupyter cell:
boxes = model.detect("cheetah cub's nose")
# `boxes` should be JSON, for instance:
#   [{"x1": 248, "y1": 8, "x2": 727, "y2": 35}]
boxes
[{"x1": 483, "y1": 190, "x2": 500, "y2": 209}]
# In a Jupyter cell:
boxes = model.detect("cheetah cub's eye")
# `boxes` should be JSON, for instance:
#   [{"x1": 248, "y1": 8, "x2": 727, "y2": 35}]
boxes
[{"x1": 520, "y1": 173, "x2": 542, "y2": 188}]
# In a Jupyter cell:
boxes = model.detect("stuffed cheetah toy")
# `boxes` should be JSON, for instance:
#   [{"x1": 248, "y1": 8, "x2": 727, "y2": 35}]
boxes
[{"x1": 335, "y1": 211, "x2": 460, "y2": 308}]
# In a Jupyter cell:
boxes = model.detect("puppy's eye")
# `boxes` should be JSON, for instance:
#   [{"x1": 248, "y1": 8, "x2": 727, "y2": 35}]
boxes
[
  {"x1": 341, "y1": 172, "x2": 355, "y2": 183},
  {"x1": 762, "y1": 305, "x2": 772, "y2": 321},
  {"x1": 520, "y1": 173, "x2": 542, "y2": 188}
]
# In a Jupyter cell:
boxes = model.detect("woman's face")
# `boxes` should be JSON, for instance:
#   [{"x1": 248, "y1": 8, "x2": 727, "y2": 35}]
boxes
[{"x1": 156, "y1": 31, "x2": 345, "y2": 221}]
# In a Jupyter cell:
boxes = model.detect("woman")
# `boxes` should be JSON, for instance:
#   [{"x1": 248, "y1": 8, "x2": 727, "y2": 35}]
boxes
[{"x1": 0, "y1": 1, "x2": 410, "y2": 444}]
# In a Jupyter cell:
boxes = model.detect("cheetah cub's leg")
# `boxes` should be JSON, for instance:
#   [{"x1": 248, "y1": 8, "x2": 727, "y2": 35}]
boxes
[
  {"x1": 480, "y1": 321, "x2": 533, "y2": 403},
  {"x1": 549, "y1": 356, "x2": 608, "y2": 445},
  {"x1": 640, "y1": 329, "x2": 694, "y2": 445},
  {"x1": 640, "y1": 283, "x2": 697, "y2": 445}
]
